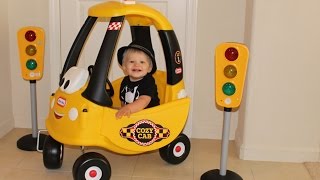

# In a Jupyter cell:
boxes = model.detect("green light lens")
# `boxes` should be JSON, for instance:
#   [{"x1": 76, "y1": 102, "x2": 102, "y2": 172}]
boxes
[
  {"x1": 26, "y1": 59, "x2": 37, "y2": 70},
  {"x1": 224, "y1": 65, "x2": 237, "y2": 78},
  {"x1": 26, "y1": 45, "x2": 37, "y2": 56},
  {"x1": 222, "y1": 82, "x2": 236, "y2": 96}
]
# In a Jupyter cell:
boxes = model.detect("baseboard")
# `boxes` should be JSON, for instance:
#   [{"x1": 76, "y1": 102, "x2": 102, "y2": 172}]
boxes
[
  {"x1": 238, "y1": 144, "x2": 320, "y2": 163},
  {"x1": 0, "y1": 119, "x2": 14, "y2": 138}
]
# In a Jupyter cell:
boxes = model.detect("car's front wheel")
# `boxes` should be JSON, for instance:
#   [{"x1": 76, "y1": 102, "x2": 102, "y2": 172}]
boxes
[
  {"x1": 43, "y1": 135, "x2": 64, "y2": 169},
  {"x1": 73, "y1": 152, "x2": 111, "y2": 180}
]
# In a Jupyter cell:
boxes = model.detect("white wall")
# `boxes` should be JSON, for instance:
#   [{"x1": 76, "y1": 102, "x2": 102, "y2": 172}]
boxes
[
  {"x1": 193, "y1": 0, "x2": 246, "y2": 139},
  {"x1": 0, "y1": 0, "x2": 14, "y2": 138},
  {"x1": 237, "y1": 0, "x2": 320, "y2": 162},
  {"x1": 8, "y1": 0, "x2": 51, "y2": 129}
]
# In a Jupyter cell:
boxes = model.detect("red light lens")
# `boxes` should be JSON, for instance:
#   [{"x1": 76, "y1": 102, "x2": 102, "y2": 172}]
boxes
[
  {"x1": 225, "y1": 47, "x2": 238, "y2": 61},
  {"x1": 25, "y1": 30, "x2": 36, "y2": 42}
]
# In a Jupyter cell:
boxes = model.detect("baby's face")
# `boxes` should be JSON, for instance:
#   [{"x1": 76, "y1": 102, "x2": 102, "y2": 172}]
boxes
[{"x1": 122, "y1": 51, "x2": 152, "y2": 82}]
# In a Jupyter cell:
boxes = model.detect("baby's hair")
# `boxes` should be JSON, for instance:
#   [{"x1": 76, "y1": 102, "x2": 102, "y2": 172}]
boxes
[{"x1": 122, "y1": 48, "x2": 153, "y2": 68}]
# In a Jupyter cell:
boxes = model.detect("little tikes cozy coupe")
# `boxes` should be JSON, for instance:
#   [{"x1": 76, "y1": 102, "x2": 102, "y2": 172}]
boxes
[{"x1": 42, "y1": 1, "x2": 191, "y2": 179}]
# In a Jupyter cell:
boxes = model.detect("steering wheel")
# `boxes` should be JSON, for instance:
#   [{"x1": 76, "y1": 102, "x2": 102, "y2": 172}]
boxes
[{"x1": 88, "y1": 65, "x2": 114, "y2": 97}]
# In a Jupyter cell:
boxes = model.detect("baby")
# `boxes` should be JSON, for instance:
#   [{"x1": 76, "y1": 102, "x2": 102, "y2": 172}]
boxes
[{"x1": 115, "y1": 40, "x2": 160, "y2": 119}]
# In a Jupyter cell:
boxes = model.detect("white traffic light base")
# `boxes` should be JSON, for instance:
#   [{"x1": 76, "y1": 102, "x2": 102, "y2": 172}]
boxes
[{"x1": 201, "y1": 108, "x2": 242, "y2": 180}]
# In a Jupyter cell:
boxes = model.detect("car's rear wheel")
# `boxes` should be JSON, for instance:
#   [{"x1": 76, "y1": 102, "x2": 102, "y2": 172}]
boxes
[{"x1": 159, "y1": 133, "x2": 191, "y2": 164}]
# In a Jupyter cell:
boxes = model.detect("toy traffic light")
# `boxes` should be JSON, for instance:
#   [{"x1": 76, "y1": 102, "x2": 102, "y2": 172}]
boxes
[
  {"x1": 17, "y1": 26, "x2": 45, "y2": 80},
  {"x1": 215, "y1": 42, "x2": 249, "y2": 108}
]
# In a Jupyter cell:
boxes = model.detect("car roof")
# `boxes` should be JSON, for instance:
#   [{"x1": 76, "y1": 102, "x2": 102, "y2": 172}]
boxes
[{"x1": 88, "y1": 1, "x2": 173, "y2": 30}]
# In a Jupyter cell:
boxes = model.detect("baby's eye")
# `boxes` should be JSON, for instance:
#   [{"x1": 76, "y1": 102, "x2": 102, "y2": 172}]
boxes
[
  {"x1": 59, "y1": 67, "x2": 89, "y2": 94},
  {"x1": 129, "y1": 60, "x2": 135, "y2": 63}
]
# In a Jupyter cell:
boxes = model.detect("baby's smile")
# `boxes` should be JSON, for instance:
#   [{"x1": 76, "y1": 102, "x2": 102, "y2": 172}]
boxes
[{"x1": 132, "y1": 68, "x2": 142, "y2": 72}]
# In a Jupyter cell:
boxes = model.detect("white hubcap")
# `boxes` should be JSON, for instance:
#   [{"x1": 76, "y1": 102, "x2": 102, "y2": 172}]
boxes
[
  {"x1": 85, "y1": 166, "x2": 102, "y2": 180},
  {"x1": 173, "y1": 142, "x2": 185, "y2": 157}
]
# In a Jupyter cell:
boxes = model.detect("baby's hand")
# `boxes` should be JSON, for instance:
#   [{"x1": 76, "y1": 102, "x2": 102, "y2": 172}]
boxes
[{"x1": 115, "y1": 106, "x2": 131, "y2": 119}]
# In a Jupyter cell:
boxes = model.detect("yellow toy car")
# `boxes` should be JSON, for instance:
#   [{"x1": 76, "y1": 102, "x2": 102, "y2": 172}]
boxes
[{"x1": 42, "y1": 1, "x2": 191, "y2": 179}]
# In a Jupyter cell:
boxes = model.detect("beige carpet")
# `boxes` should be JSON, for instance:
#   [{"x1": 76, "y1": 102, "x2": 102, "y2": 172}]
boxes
[{"x1": 304, "y1": 162, "x2": 320, "y2": 180}]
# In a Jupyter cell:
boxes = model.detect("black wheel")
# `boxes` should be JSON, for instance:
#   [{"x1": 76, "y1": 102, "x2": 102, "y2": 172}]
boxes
[
  {"x1": 159, "y1": 133, "x2": 191, "y2": 164},
  {"x1": 73, "y1": 152, "x2": 111, "y2": 180},
  {"x1": 43, "y1": 135, "x2": 64, "y2": 169}
]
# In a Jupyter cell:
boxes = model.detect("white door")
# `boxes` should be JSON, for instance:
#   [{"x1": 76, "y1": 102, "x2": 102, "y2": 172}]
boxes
[{"x1": 49, "y1": 0, "x2": 197, "y2": 136}]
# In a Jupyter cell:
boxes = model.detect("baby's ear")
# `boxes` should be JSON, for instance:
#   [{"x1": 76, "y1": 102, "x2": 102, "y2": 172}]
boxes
[
  {"x1": 148, "y1": 61, "x2": 153, "y2": 73},
  {"x1": 148, "y1": 66, "x2": 152, "y2": 73}
]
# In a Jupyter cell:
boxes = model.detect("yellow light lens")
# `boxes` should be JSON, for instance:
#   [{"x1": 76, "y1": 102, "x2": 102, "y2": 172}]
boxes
[
  {"x1": 25, "y1": 45, "x2": 37, "y2": 56},
  {"x1": 224, "y1": 65, "x2": 237, "y2": 78}
]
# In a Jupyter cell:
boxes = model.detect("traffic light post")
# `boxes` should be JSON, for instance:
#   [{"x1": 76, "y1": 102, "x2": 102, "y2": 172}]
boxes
[
  {"x1": 16, "y1": 27, "x2": 46, "y2": 151},
  {"x1": 201, "y1": 43, "x2": 249, "y2": 180}
]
